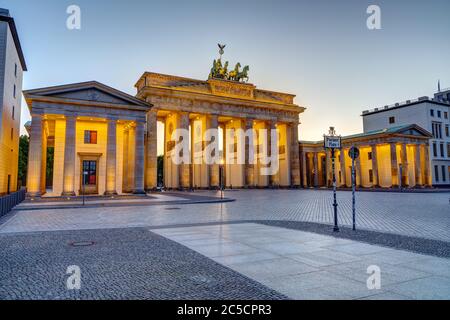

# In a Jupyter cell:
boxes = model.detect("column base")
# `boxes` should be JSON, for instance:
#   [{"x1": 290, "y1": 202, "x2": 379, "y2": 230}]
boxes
[
  {"x1": 26, "y1": 191, "x2": 41, "y2": 198},
  {"x1": 61, "y1": 191, "x2": 76, "y2": 197},
  {"x1": 104, "y1": 191, "x2": 118, "y2": 196},
  {"x1": 133, "y1": 189, "x2": 147, "y2": 195}
]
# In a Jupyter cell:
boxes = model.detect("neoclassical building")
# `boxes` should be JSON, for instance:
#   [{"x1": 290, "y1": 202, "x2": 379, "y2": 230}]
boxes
[
  {"x1": 299, "y1": 124, "x2": 432, "y2": 188},
  {"x1": 24, "y1": 73, "x2": 304, "y2": 196},
  {"x1": 136, "y1": 72, "x2": 304, "y2": 190},
  {"x1": 24, "y1": 82, "x2": 152, "y2": 197}
]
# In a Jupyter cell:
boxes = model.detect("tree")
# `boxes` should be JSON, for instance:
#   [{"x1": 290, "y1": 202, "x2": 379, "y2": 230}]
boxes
[
  {"x1": 157, "y1": 155, "x2": 164, "y2": 187},
  {"x1": 18, "y1": 135, "x2": 29, "y2": 187}
]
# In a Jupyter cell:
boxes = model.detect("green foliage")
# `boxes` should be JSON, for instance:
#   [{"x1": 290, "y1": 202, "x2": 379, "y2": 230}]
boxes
[
  {"x1": 157, "y1": 155, "x2": 164, "y2": 187},
  {"x1": 18, "y1": 135, "x2": 29, "y2": 187}
]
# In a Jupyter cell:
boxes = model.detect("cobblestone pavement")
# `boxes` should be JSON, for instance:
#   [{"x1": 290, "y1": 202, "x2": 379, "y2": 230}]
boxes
[
  {"x1": 2, "y1": 190, "x2": 449, "y2": 242},
  {"x1": 0, "y1": 227, "x2": 286, "y2": 300}
]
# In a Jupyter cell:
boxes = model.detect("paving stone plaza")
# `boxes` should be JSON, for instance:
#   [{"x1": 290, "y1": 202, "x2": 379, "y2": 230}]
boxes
[{"x1": 1, "y1": 189, "x2": 450, "y2": 300}]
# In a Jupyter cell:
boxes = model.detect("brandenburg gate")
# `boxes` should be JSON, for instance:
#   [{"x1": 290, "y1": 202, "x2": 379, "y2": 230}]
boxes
[{"x1": 136, "y1": 66, "x2": 305, "y2": 190}]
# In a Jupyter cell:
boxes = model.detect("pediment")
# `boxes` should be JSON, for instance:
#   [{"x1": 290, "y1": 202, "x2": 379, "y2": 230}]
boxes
[
  {"x1": 24, "y1": 81, "x2": 151, "y2": 108},
  {"x1": 51, "y1": 88, "x2": 131, "y2": 105}
]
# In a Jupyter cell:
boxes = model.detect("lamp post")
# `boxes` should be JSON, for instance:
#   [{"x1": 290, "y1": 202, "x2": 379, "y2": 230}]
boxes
[{"x1": 324, "y1": 127, "x2": 341, "y2": 232}]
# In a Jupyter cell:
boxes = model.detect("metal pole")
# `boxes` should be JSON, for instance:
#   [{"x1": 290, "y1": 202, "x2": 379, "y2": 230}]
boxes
[
  {"x1": 332, "y1": 148, "x2": 339, "y2": 232},
  {"x1": 82, "y1": 172, "x2": 85, "y2": 206},
  {"x1": 352, "y1": 156, "x2": 356, "y2": 231}
]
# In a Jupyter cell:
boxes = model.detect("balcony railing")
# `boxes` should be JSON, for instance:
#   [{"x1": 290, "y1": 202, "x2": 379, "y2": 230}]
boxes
[{"x1": 0, "y1": 188, "x2": 26, "y2": 218}]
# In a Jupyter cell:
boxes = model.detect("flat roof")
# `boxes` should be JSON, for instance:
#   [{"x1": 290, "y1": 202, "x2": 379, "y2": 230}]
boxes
[
  {"x1": 361, "y1": 98, "x2": 449, "y2": 117},
  {"x1": 0, "y1": 10, "x2": 27, "y2": 71}
]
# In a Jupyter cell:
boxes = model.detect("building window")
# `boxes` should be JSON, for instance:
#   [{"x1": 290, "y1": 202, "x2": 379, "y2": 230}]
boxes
[
  {"x1": 442, "y1": 166, "x2": 447, "y2": 182},
  {"x1": 369, "y1": 169, "x2": 373, "y2": 183},
  {"x1": 389, "y1": 116, "x2": 395, "y2": 124},
  {"x1": 448, "y1": 143, "x2": 450, "y2": 158},
  {"x1": 84, "y1": 130, "x2": 97, "y2": 144},
  {"x1": 10, "y1": 128, "x2": 13, "y2": 140},
  {"x1": 440, "y1": 143, "x2": 445, "y2": 157},
  {"x1": 368, "y1": 152, "x2": 372, "y2": 160},
  {"x1": 432, "y1": 122, "x2": 442, "y2": 139},
  {"x1": 446, "y1": 125, "x2": 450, "y2": 137},
  {"x1": 13, "y1": 84, "x2": 16, "y2": 98},
  {"x1": 434, "y1": 165, "x2": 439, "y2": 182},
  {"x1": 14, "y1": 63, "x2": 17, "y2": 77},
  {"x1": 433, "y1": 142, "x2": 437, "y2": 157},
  {"x1": 445, "y1": 112, "x2": 448, "y2": 119},
  {"x1": 437, "y1": 110, "x2": 442, "y2": 118},
  {"x1": 430, "y1": 109, "x2": 434, "y2": 117},
  {"x1": 12, "y1": 106, "x2": 15, "y2": 120}
]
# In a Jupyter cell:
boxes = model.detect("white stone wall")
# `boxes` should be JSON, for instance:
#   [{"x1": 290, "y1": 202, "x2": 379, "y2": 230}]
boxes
[{"x1": 0, "y1": 21, "x2": 24, "y2": 194}]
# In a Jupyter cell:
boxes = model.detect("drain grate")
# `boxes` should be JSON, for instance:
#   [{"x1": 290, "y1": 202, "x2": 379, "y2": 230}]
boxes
[
  {"x1": 165, "y1": 207, "x2": 181, "y2": 210},
  {"x1": 69, "y1": 241, "x2": 95, "y2": 247}
]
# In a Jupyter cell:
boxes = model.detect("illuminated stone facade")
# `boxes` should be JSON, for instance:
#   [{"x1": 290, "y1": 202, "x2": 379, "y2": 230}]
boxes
[
  {"x1": 135, "y1": 72, "x2": 305, "y2": 190},
  {"x1": 23, "y1": 82, "x2": 152, "y2": 197},
  {"x1": 24, "y1": 73, "x2": 305, "y2": 196},
  {"x1": 299, "y1": 125, "x2": 432, "y2": 188}
]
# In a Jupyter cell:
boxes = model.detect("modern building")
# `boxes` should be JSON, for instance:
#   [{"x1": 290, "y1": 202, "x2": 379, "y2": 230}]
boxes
[
  {"x1": 0, "y1": 9, "x2": 27, "y2": 195},
  {"x1": 362, "y1": 89, "x2": 450, "y2": 186},
  {"x1": 299, "y1": 125, "x2": 432, "y2": 188},
  {"x1": 24, "y1": 72, "x2": 304, "y2": 197}
]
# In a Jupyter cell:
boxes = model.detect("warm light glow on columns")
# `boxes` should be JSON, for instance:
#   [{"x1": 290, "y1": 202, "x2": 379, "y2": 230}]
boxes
[
  {"x1": 268, "y1": 120, "x2": 279, "y2": 187},
  {"x1": 400, "y1": 143, "x2": 409, "y2": 187},
  {"x1": 390, "y1": 143, "x2": 399, "y2": 187},
  {"x1": 313, "y1": 152, "x2": 319, "y2": 187},
  {"x1": 371, "y1": 145, "x2": 380, "y2": 187},
  {"x1": 339, "y1": 149, "x2": 347, "y2": 187},
  {"x1": 301, "y1": 150, "x2": 308, "y2": 187},
  {"x1": 289, "y1": 122, "x2": 301, "y2": 187},
  {"x1": 179, "y1": 112, "x2": 190, "y2": 189},
  {"x1": 62, "y1": 115, "x2": 76, "y2": 196},
  {"x1": 244, "y1": 118, "x2": 254, "y2": 187},
  {"x1": 26, "y1": 114, "x2": 43, "y2": 197},
  {"x1": 208, "y1": 114, "x2": 220, "y2": 188},
  {"x1": 145, "y1": 110, "x2": 158, "y2": 190},
  {"x1": 105, "y1": 118, "x2": 118, "y2": 195},
  {"x1": 414, "y1": 144, "x2": 422, "y2": 186},
  {"x1": 133, "y1": 121, "x2": 146, "y2": 194}
]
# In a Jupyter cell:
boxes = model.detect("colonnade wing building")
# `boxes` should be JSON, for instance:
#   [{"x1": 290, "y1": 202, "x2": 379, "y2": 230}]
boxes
[
  {"x1": 24, "y1": 74, "x2": 305, "y2": 197},
  {"x1": 299, "y1": 124, "x2": 432, "y2": 189},
  {"x1": 24, "y1": 81, "x2": 152, "y2": 197}
]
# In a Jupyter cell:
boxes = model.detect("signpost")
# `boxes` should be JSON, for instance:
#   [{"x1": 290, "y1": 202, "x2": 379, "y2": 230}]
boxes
[
  {"x1": 324, "y1": 127, "x2": 341, "y2": 232},
  {"x1": 348, "y1": 146, "x2": 359, "y2": 231}
]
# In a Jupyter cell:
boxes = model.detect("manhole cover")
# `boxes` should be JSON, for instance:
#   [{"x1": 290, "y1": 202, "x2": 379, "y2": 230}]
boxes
[
  {"x1": 165, "y1": 207, "x2": 181, "y2": 210},
  {"x1": 69, "y1": 241, "x2": 95, "y2": 247},
  {"x1": 190, "y1": 275, "x2": 213, "y2": 284}
]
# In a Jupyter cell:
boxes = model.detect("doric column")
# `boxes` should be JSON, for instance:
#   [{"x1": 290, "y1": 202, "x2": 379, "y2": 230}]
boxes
[
  {"x1": 355, "y1": 156, "x2": 362, "y2": 187},
  {"x1": 400, "y1": 143, "x2": 409, "y2": 187},
  {"x1": 27, "y1": 114, "x2": 43, "y2": 197},
  {"x1": 339, "y1": 149, "x2": 347, "y2": 187},
  {"x1": 62, "y1": 115, "x2": 76, "y2": 196},
  {"x1": 424, "y1": 144, "x2": 431, "y2": 186},
  {"x1": 208, "y1": 114, "x2": 220, "y2": 188},
  {"x1": 268, "y1": 121, "x2": 279, "y2": 187},
  {"x1": 371, "y1": 145, "x2": 379, "y2": 187},
  {"x1": 313, "y1": 152, "x2": 319, "y2": 187},
  {"x1": 244, "y1": 118, "x2": 254, "y2": 187},
  {"x1": 414, "y1": 144, "x2": 422, "y2": 186},
  {"x1": 145, "y1": 110, "x2": 158, "y2": 191},
  {"x1": 122, "y1": 129, "x2": 130, "y2": 192},
  {"x1": 133, "y1": 121, "x2": 146, "y2": 194},
  {"x1": 105, "y1": 119, "x2": 117, "y2": 195},
  {"x1": 390, "y1": 143, "x2": 399, "y2": 187},
  {"x1": 325, "y1": 150, "x2": 332, "y2": 187},
  {"x1": 179, "y1": 112, "x2": 190, "y2": 189},
  {"x1": 290, "y1": 122, "x2": 301, "y2": 187},
  {"x1": 302, "y1": 151, "x2": 308, "y2": 188}
]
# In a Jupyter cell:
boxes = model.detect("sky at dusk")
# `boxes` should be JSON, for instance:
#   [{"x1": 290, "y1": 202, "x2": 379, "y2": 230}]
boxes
[{"x1": 2, "y1": 0, "x2": 450, "y2": 141}]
